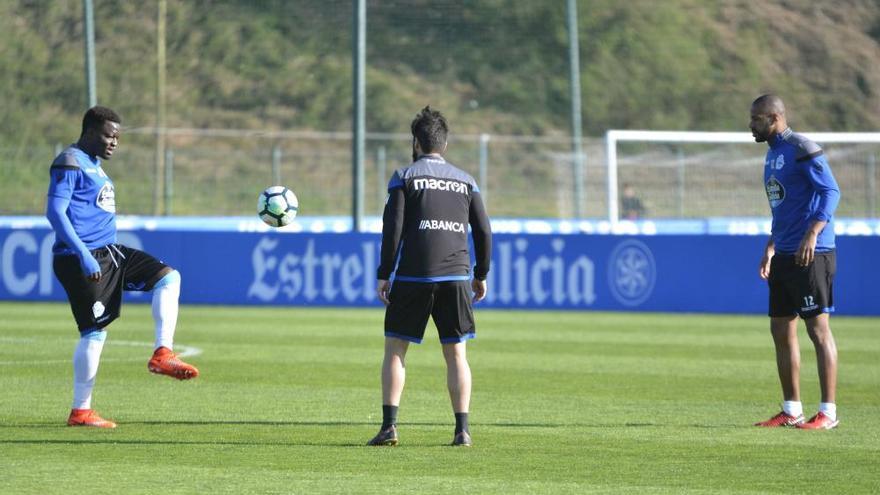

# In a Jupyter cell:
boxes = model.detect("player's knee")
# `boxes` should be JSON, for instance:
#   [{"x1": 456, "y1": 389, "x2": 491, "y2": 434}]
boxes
[
  {"x1": 154, "y1": 269, "x2": 181, "y2": 290},
  {"x1": 80, "y1": 327, "x2": 107, "y2": 342},
  {"x1": 442, "y1": 343, "x2": 467, "y2": 361},
  {"x1": 806, "y1": 323, "x2": 832, "y2": 345}
]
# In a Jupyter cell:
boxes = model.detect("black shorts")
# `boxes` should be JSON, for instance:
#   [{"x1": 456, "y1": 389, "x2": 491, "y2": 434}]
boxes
[
  {"x1": 54, "y1": 244, "x2": 173, "y2": 332},
  {"x1": 384, "y1": 280, "x2": 475, "y2": 344},
  {"x1": 768, "y1": 251, "x2": 835, "y2": 319}
]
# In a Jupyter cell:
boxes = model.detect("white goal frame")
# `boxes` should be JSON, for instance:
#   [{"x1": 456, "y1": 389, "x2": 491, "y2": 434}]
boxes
[{"x1": 605, "y1": 130, "x2": 880, "y2": 224}]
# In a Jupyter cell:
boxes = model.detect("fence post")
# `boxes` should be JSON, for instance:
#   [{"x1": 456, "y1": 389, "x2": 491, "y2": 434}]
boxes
[
  {"x1": 272, "y1": 144, "x2": 282, "y2": 186},
  {"x1": 605, "y1": 131, "x2": 619, "y2": 224},
  {"x1": 82, "y1": 0, "x2": 97, "y2": 107},
  {"x1": 677, "y1": 147, "x2": 685, "y2": 217},
  {"x1": 376, "y1": 145, "x2": 386, "y2": 213},
  {"x1": 163, "y1": 148, "x2": 173, "y2": 216},
  {"x1": 479, "y1": 134, "x2": 490, "y2": 206},
  {"x1": 868, "y1": 153, "x2": 877, "y2": 218},
  {"x1": 567, "y1": 0, "x2": 585, "y2": 218}
]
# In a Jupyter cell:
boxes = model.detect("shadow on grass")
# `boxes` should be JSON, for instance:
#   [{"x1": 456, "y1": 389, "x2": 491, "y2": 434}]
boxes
[
  {"x1": 0, "y1": 438, "x2": 371, "y2": 447},
  {"x1": 0, "y1": 420, "x2": 739, "y2": 429}
]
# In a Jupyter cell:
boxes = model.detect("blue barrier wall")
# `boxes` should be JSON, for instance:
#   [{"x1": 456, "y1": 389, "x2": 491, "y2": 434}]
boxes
[{"x1": 1, "y1": 227, "x2": 876, "y2": 314}]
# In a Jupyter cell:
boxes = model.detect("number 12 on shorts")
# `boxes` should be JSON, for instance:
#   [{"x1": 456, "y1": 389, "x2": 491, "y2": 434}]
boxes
[{"x1": 802, "y1": 295, "x2": 817, "y2": 310}]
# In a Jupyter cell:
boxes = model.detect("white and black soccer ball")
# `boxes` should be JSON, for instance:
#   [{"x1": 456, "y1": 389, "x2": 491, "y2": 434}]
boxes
[{"x1": 258, "y1": 186, "x2": 298, "y2": 227}]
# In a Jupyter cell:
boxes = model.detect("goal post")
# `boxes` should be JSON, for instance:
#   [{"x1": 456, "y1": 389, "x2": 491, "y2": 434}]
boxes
[{"x1": 605, "y1": 130, "x2": 880, "y2": 224}]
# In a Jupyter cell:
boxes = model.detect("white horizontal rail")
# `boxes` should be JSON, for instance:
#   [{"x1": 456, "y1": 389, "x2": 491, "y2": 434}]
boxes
[{"x1": 607, "y1": 130, "x2": 880, "y2": 144}]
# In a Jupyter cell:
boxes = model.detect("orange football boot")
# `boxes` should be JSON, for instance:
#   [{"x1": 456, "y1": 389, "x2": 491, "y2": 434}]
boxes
[
  {"x1": 148, "y1": 346, "x2": 200, "y2": 380},
  {"x1": 67, "y1": 408, "x2": 117, "y2": 428}
]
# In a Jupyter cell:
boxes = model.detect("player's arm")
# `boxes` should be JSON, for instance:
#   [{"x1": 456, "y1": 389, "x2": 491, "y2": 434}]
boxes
[
  {"x1": 376, "y1": 176, "x2": 405, "y2": 305},
  {"x1": 759, "y1": 237, "x2": 774, "y2": 280},
  {"x1": 46, "y1": 167, "x2": 101, "y2": 281},
  {"x1": 796, "y1": 153, "x2": 840, "y2": 266},
  {"x1": 468, "y1": 189, "x2": 492, "y2": 302}
]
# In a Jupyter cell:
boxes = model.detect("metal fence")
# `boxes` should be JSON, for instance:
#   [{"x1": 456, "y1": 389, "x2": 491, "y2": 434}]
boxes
[
  {"x1": 1, "y1": 131, "x2": 608, "y2": 219},
  {"x1": 7, "y1": 131, "x2": 876, "y2": 220}
]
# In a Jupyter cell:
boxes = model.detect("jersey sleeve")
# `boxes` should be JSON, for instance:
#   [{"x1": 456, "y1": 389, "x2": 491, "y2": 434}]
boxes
[
  {"x1": 47, "y1": 164, "x2": 81, "y2": 199},
  {"x1": 377, "y1": 186, "x2": 406, "y2": 280},
  {"x1": 803, "y1": 153, "x2": 840, "y2": 222},
  {"x1": 469, "y1": 190, "x2": 492, "y2": 280},
  {"x1": 46, "y1": 165, "x2": 89, "y2": 256},
  {"x1": 387, "y1": 169, "x2": 404, "y2": 192}
]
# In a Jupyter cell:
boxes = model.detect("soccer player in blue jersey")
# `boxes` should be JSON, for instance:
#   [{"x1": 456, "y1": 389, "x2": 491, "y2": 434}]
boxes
[
  {"x1": 750, "y1": 94, "x2": 841, "y2": 430},
  {"x1": 46, "y1": 106, "x2": 199, "y2": 428},
  {"x1": 367, "y1": 107, "x2": 492, "y2": 447}
]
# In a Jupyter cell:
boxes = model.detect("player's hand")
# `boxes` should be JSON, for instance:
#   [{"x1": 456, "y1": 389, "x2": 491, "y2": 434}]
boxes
[
  {"x1": 472, "y1": 278, "x2": 487, "y2": 303},
  {"x1": 80, "y1": 251, "x2": 102, "y2": 282},
  {"x1": 758, "y1": 252, "x2": 772, "y2": 280},
  {"x1": 796, "y1": 231, "x2": 818, "y2": 267},
  {"x1": 376, "y1": 279, "x2": 391, "y2": 306}
]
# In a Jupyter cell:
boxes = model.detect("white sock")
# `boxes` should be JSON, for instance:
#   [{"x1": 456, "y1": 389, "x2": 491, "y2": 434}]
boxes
[
  {"x1": 819, "y1": 402, "x2": 837, "y2": 421},
  {"x1": 782, "y1": 400, "x2": 803, "y2": 417},
  {"x1": 152, "y1": 270, "x2": 181, "y2": 351},
  {"x1": 72, "y1": 330, "x2": 107, "y2": 409}
]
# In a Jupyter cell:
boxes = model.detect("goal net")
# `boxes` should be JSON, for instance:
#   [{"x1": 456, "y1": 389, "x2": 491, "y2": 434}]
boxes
[{"x1": 604, "y1": 130, "x2": 880, "y2": 223}]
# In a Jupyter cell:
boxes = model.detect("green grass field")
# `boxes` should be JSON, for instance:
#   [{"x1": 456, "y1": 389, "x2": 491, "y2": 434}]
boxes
[{"x1": 1, "y1": 302, "x2": 878, "y2": 494}]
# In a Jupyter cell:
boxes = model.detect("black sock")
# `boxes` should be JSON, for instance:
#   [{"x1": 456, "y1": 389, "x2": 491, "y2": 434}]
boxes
[
  {"x1": 454, "y1": 412, "x2": 469, "y2": 434},
  {"x1": 381, "y1": 405, "x2": 398, "y2": 429}
]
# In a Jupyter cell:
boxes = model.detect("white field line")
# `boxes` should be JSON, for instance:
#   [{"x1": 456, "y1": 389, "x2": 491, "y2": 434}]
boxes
[{"x1": 0, "y1": 338, "x2": 202, "y2": 366}]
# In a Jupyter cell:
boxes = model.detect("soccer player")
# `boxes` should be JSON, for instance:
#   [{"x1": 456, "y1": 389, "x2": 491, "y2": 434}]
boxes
[
  {"x1": 750, "y1": 94, "x2": 841, "y2": 430},
  {"x1": 367, "y1": 106, "x2": 492, "y2": 447},
  {"x1": 46, "y1": 106, "x2": 199, "y2": 429}
]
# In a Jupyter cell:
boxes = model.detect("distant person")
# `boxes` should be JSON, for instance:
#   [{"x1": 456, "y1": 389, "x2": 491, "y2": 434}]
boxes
[
  {"x1": 750, "y1": 94, "x2": 841, "y2": 430},
  {"x1": 620, "y1": 183, "x2": 646, "y2": 220},
  {"x1": 368, "y1": 106, "x2": 492, "y2": 447},
  {"x1": 46, "y1": 106, "x2": 199, "y2": 428}
]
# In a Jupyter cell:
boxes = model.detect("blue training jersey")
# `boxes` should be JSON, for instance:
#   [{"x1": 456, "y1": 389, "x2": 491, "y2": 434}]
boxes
[
  {"x1": 763, "y1": 128, "x2": 840, "y2": 254},
  {"x1": 47, "y1": 144, "x2": 117, "y2": 254}
]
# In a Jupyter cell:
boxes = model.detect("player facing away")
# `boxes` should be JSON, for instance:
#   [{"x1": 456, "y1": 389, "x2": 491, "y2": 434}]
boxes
[
  {"x1": 46, "y1": 106, "x2": 199, "y2": 429},
  {"x1": 367, "y1": 106, "x2": 492, "y2": 447},
  {"x1": 750, "y1": 94, "x2": 841, "y2": 430}
]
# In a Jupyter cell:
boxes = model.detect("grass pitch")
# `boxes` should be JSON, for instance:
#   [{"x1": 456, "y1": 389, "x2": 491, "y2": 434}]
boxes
[{"x1": 1, "y1": 302, "x2": 878, "y2": 494}]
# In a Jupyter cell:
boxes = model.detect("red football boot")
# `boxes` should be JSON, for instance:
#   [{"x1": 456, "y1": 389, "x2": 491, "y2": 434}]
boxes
[
  {"x1": 798, "y1": 412, "x2": 839, "y2": 430},
  {"x1": 754, "y1": 411, "x2": 804, "y2": 427}
]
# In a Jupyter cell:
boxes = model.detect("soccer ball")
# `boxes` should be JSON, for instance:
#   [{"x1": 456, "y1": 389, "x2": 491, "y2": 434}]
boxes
[{"x1": 258, "y1": 186, "x2": 298, "y2": 227}]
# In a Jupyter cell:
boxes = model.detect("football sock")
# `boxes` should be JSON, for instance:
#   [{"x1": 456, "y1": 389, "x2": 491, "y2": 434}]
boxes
[
  {"x1": 782, "y1": 400, "x2": 803, "y2": 417},
  {"x1": 455, "y1": 412, "x2": 469, "y2": 434},
  {"x1": 152, "y1": 270, "x2": 181, "y2": 350},
  {"x1": 72, "y1": 329, "x2": 107, "y2": 409},
  {"x1": 381, "y1": 405, "x2": 398, "y2": 429},
  {"x1": 819, "y1": 402, "x2": 837, "y2": 421}
]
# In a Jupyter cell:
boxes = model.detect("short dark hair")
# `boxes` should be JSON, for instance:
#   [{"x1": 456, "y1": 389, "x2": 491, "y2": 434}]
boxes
[
  {"x1": 410, "y1": 106, "x2": 448, "y2": 154},
  {"x1": 751, "y1": 94, "x2": 785, "y2": 116},
  {"x1": 81, "y1": 105, "x2": 121, "y2": 136}
]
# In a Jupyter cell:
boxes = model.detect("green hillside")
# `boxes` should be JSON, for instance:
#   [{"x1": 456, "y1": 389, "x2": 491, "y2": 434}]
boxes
[{"x1": 3, "y1": 0, "x2": 879, "y2": 144}]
